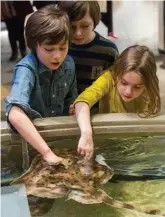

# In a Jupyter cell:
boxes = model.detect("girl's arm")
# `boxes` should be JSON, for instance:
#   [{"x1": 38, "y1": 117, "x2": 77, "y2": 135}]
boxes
[
  {"x1": 74, "y1": 71, "x2": 111, "y2": 158},
  {"x1": 74, "y1": 71, "x2": 110, "y2": 109},
  {"x1": 8, "y1": 106, "x2": 69, "y2": 167},
  {"x1": 75, "y1": 102, "x2": 94, "y2": 159}
]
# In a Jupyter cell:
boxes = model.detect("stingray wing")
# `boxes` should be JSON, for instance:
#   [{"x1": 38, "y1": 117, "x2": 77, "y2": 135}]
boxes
[
  {"x1": 11, "y1": 154, "x2": 42, "y2": 185},
  {"x1": 67, "y1": 187, "x2": 103, "y2": 204}
]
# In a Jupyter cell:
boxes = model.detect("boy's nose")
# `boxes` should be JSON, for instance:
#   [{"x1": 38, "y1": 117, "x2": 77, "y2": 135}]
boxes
[
  {"x1": 75, "y1": 29, "x2": 82, "y2": 37},
  {"x1": 52, "y1": 51, "x2": 61, "y2": 60}
]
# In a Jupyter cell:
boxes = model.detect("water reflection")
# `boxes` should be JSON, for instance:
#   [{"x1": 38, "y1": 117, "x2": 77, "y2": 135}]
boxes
[
  {"x1": 94, "y1": 136, "x2": 165, "y2": 177},
  {"x1": 36, "y1": 136, "x2": 165, "y2": 217},
  {"x1": 34, "y1": 180, "x2": 165, "y2": 217},
  {"x1": 1, "y1": 136, "x2": 165, "y2": 216}
]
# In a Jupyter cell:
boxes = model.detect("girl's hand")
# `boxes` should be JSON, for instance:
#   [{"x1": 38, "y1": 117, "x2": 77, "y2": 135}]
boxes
[
  {"x1": 77, "y1": 133, "x2": 94, "y2": 160},
  {"x1": 69, "y1": 104, "x2": 75, "y2": 116},
  {"x1": 43, "y1": 151, "x2": 69, "y2": 169}
]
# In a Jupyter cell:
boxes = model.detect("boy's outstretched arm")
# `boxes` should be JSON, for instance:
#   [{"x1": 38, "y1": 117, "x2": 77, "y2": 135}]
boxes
[
  {"x1": 75, "y1": 102, "x2": 94, "y2": 159},
  {"x1": 8, "y1": 106, "x2": 69, "y2": 168}
]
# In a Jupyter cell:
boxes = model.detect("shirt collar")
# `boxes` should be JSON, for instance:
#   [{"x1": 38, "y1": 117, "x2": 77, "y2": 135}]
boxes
[
  {"x1": 38, "y1": 60, "x2": 51, "y2": 74},
  {"x1": 38, "y1": 58, "x2": 67, "y2": 80},
  {"x1": 32, "y1": 51, "x2": 68, "y2": 79}
]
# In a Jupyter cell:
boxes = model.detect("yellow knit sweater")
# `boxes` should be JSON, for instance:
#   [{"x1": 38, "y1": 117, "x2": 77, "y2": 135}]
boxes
[{"x1": 74, "y1": 70, "x2": 148, "y2": 114}]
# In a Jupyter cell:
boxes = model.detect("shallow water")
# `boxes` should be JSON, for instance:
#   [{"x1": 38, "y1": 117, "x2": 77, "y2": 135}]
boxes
[
  {"x1": 47, "y1": 135, "x2": 165, "y2": 178},
  {"x1": 36, "y1": 180, "x2": 165, "y2": 217},
  {"x1": 34, "y1": 136, "x2": 165, "y2": 217},
  {"x1": 1, "y1": 135, "x2": 165, "y2": 216},
  {"x1": 94, "y1": 136, "x2": 165, "y2": 178}
]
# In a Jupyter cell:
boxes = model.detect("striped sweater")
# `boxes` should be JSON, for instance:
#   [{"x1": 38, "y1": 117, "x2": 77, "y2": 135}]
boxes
[{"x1": 69, "y1": 31, "x2": 118, "y2": 93}]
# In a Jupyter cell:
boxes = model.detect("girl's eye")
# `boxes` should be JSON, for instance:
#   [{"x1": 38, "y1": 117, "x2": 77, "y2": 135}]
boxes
[
  {"x1": 121, "y1": 81, "x2": 127, "y2": 85},
  {"x1": 134, "y1": 86, "x2": 142, "y2": 89}
]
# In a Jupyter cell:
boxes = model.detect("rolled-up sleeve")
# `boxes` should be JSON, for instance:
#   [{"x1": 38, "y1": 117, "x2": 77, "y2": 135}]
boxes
[{"x1": 5, "y1": 65, "x2": 41, "y2": 120}]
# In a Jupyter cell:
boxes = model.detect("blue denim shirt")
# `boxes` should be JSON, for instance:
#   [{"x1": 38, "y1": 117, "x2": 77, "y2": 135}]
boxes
[{"x1": 5, "y1": 52, "x2": 78, "y2": 120}]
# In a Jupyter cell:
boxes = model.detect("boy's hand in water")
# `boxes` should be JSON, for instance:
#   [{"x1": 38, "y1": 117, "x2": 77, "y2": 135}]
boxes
[
  {"x1": 43, "y1": 151, "x2": 69, "y2": 169},
  {"x1": 77, "y1": 133, "x2": 94, "y2": 160}
]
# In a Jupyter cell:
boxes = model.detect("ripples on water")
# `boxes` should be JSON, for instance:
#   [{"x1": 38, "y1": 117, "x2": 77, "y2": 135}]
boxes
[
  {"x1": 37, "y1": 180, "x2": 165, "y2": 217},
  {"x1": 1, "y1": 135, "x2": 165, "y2": 217},
  {"x1": 94, "y1": 136, "x2": 165, "y2": 178},
  {"x1": 33, "y1": 135, "x2": 165, "y2": 217}
]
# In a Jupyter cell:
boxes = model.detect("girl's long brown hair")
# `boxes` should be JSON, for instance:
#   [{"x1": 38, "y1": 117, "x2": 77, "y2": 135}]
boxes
[{"x1": 111, "y1": 45, "x2": 161, "y2": 117}]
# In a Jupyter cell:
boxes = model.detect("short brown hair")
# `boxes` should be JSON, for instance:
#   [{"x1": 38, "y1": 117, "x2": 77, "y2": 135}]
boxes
[
  {"x1": 58, "y1": 1, "x2": 101, "y2": 28},
  {"x1": 111, "y1": 45, "x2": 161, "y2": 117},
  {"x1": 25, "y1": 4, "x2": 70, "y2": 51}
]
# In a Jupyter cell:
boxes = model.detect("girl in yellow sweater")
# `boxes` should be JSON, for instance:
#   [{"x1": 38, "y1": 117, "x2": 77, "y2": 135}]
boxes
[{"x1": 74, "y1": 45, "x2": 161, "y2": 158}]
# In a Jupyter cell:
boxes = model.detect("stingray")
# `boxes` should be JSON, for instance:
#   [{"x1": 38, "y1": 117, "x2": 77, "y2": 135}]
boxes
[{"x1": 11, "y1": 149, "x2": 165, "y2": 216}]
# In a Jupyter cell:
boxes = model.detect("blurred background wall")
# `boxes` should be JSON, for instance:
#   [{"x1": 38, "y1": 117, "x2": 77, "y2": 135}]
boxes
[{"x1": 98, "y1": 1, "x2": 161, "y2": 54}]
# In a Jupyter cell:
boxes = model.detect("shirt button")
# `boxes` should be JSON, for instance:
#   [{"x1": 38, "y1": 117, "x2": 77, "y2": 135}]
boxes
[{"x1": 52, "y1": 94, "x2": 55, "y2": 98}]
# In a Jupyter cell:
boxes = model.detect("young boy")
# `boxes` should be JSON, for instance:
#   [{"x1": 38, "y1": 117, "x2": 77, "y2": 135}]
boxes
[
  {"x1": 58, "y1": 1, "x2": 119, "y2": 94},
  {"x1": 5, "y1": 5, "x2": 78, "y2": 167}
]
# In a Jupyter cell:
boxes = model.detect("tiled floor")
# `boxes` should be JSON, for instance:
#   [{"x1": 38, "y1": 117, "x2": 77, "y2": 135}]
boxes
[{"x1": 1, "y1": 23, "x2": 165, "y2": 119}]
